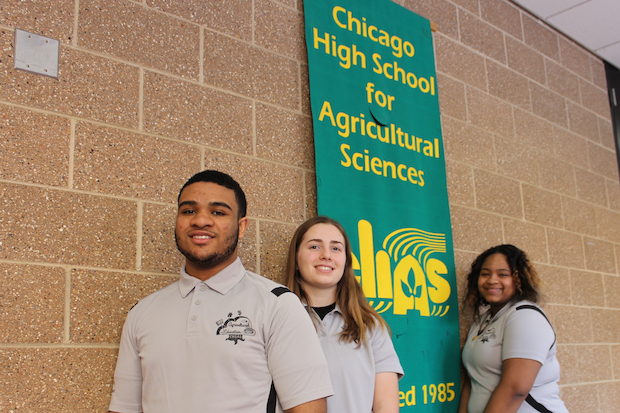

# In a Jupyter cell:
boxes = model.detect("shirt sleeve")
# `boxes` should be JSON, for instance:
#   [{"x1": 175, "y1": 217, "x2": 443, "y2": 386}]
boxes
[
  {"x1": 502, "y1": 306, "x2": 555, "y2": 364},
  {"x1": 265, "y1": 292, "x2": 334, "y2": 410},
  {"x1": 109, "y1": 308, "x2": 144, "y2": 413},
  {"x1": 370, "y1": 324, "x2": 405, "y2": 379}
]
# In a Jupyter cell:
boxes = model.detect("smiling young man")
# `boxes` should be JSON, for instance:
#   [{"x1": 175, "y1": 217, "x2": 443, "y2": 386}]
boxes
[{"x1": 109, "y1": 170, "x2": 333, "y2": 413}]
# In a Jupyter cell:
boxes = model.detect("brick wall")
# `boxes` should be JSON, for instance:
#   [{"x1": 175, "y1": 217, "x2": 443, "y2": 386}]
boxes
[{"x1": 0, "y1": 0, "x2": 618, "y2": 411}]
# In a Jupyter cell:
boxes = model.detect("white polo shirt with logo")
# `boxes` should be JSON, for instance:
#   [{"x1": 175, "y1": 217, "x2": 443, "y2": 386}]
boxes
[
  {"x1": 462, "y1": 300, "x2": 568, "y2": 413},
  {"x1": 109, "y1": 258, "x2": 333, "y2": 413}
]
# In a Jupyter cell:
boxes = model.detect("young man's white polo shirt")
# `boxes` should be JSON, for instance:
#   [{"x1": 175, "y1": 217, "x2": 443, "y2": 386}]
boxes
[{"x1": 110, "y1": 258, "x2": 333, "y2": 413}]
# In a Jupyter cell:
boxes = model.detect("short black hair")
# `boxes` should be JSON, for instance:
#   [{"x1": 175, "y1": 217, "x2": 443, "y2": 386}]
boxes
[{"x1": 178, "y1": 170, "x2": 247, "y2": 219}]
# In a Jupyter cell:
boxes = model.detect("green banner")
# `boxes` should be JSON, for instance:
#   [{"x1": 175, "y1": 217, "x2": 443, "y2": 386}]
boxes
[{"x1": 304, "y1": 0, "x2": 460, "y2": 411}]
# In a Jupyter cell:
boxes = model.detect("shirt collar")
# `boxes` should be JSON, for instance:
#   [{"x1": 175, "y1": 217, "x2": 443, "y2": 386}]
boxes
[
  {"x1": 304, "y1": 301, "x2": 342, "y2": 315},
  {"x1": 178, "y1": 257, "x2": 246, "y2": 297}
]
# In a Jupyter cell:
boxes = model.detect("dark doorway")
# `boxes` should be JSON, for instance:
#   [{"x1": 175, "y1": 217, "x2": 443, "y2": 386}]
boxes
[{"x1": 605, "y1": 62, "x2": 620, "y2": 179}]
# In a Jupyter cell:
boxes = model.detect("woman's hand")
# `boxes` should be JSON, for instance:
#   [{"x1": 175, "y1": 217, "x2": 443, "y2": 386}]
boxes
[{"x1": 482, "y1": 358, "x2": 542, "y2": 413}]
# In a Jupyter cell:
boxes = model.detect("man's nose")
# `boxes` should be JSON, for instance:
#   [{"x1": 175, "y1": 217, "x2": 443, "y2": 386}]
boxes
[{"x1": 192, "y1": 212, "x2": 214, "y2": 227}]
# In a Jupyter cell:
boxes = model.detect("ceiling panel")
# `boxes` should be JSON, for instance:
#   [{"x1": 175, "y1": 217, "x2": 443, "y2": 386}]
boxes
[
  {"x1": 548, "y1": 0, "x2": 620, "y2": 50},
  {"x1": 598, "y1": 42, "x2": 620, "y2": 66},
  {"x1": 511, "y1": 0, "x2": 620, "y2": 69},
  {"x1": 511, "y1": 0, "x2": 585, "y2": 19}
]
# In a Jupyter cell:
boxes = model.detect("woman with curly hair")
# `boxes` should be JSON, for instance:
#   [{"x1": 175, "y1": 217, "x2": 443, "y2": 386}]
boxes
[
  {"x1": 284, "y1": 216, "x2": 403, "y2": 413},
  {"x1": 458, "y1": 244, "x2": 568, "y2": 413}
]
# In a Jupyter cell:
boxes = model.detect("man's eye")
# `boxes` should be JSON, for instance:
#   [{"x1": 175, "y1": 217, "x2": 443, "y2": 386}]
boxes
[
  {"x1": 213, "y1": 210, "x2": 225, "y2": 216},
  {"x1": 181, "y1": 209, "x2": 195, "y2": 214}
]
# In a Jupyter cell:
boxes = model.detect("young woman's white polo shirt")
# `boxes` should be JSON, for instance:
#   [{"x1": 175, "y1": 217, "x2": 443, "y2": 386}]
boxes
[{"x1": 308, "y1": 305, "x2": 404, "y2": 412}]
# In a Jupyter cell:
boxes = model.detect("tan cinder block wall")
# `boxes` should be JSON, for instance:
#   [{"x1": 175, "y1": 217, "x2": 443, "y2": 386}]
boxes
[{"x1": 0, "y1": 0, "x2": 617, "y2": 411}]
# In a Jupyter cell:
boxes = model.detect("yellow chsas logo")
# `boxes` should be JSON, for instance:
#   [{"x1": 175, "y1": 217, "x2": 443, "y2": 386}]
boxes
[{"x1": 352, "y1": 220, "x2": 451, "y2": 317}]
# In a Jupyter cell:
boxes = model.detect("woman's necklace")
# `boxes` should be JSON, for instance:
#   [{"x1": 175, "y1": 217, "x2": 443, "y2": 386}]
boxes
[{"x1": 472, "y1": 311, "x2": 493, "y2": 341}]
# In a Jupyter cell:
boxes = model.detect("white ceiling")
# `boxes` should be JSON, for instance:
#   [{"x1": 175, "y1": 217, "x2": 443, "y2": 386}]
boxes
[{"x1": 511, "y1": 0, "x2": 620, "y2": 70}]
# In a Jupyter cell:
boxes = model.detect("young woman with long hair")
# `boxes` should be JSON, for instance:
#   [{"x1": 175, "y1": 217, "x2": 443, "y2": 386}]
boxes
[{"x1": 284, "y1": 216, "x2": 403, "y2": 413}]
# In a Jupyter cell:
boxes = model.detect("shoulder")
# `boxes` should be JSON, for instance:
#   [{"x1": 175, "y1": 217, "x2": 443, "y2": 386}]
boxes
[
  {"x1": 502, "y1": 301, "x2": 556, "y2": 357},
  {"x1": 241, "y1": 270, "x2": 295, "y2": 298},
  {"x1": 367, "y1": 321, "x2": 394, "y2": 348},
  {"x1": 507, "y1": 300, "x2": 548, "y2": 320},
  {"x1": 238, "y1": 271, "x2": 303, "y2": 315},
  {"x1": 368, "y1": 321, "x2": 390, "y2": 338},
  {"x1": 504, "y1": 300, "x2": 554, "y2": 336}
]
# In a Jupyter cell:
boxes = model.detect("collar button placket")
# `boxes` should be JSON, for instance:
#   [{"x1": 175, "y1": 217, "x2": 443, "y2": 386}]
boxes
[{"x1": 187, "y1": 283, "x2": 207, "y2": 336}]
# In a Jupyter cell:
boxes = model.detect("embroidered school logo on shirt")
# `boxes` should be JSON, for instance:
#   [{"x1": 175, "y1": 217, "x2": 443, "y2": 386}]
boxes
[
  {"x1": 479, "y1": 327, "x2": 496, "y2": 343},
  {"x1": 216, "y1": 311, "x2": 256, "y2": 344}
]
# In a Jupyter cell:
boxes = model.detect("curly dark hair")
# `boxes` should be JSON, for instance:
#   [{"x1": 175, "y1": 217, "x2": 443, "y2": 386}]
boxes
[{"x1": 463, "y1": 244, "x2": 540, "y2": 320}]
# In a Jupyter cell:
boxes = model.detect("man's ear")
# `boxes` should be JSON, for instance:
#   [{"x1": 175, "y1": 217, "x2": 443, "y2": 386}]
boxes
[{"x1": 237, "y1": 217, "x2": 249, "y2": 240}]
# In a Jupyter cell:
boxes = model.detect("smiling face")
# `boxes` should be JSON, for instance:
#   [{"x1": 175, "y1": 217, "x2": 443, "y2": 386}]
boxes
[
  {"x1": 175, "y1": 182, "x2": 248, "y2": 280},
  {"x1": 296, "y1": 223, "x2": 347, "y2": 304},
  {"x1": 477, "y1": 253, "x2": 517, "y2": 315}
]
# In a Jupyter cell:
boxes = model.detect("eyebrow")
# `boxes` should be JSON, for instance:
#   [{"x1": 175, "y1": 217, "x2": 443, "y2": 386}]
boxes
[
  {"x1": 305, "y1": 238, "x2": 344, "y2": 245},
  {"x1": 209, "y1": 201, "x2": 233, "y2": 211},
  {"x1": 480, "y1": 267, "x2": 511, "y2": 271},
  {"x1": 178, "y1": 200, "x2": 233, "y2": 212}
]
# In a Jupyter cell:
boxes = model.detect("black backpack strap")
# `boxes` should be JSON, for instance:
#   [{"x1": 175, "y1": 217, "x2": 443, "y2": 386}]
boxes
[
  {"x1": 515, "y1": 304, "x2": 556, "y2": 349},
  {"x1": 516, "y1": 305, "x2": 556, "y2": 413},
  {"x1": 266, "y1": 382, "x2": 277, "y2": 413},
  {"x1": 525, "y1": 394, "x2": 553, "y2": 413}
]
